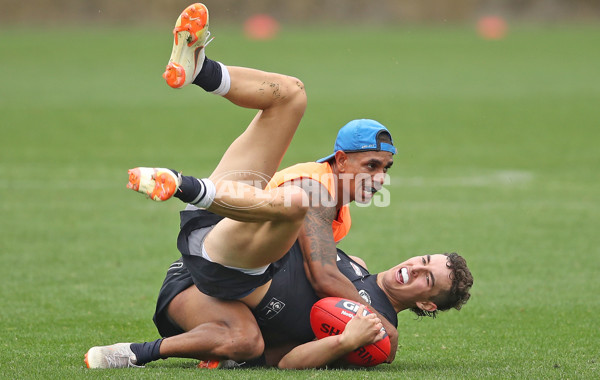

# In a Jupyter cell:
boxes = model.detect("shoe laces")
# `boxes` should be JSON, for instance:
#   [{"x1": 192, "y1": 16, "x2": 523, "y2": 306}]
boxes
[
  {"x1": 204, "y1": 31, "x2": 214, "y2": 47},
  {"x1": 105, "y1": 350, "x2": 144, "y2": 368}
]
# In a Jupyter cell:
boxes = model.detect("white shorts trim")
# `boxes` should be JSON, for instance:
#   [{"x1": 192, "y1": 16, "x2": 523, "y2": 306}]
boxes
[{"x1": 201, "y1": 243, "x2": 269, "y2": 275}]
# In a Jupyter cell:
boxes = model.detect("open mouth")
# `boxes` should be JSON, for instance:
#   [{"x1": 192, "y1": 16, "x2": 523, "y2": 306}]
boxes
[
  {"x1": 397, "y1": 267, "x2": 409, "y2": 284},
  {"x1": 362, "y1": 187, "x2": 377, "y2": 199}
]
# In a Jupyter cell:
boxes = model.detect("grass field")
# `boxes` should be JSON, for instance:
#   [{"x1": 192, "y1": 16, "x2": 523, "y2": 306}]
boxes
[{"x1": 1, "y1": 20, "x2": 599, "y2": 379}]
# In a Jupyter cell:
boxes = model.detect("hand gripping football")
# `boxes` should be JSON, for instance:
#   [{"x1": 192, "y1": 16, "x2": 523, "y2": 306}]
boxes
[{"x1": 310, "y1": 297, "x2": 391, "y2": 367}]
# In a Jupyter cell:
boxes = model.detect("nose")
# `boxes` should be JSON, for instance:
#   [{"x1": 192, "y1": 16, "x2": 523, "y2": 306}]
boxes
[
  {"x1": 372, "y1": 172, "x2": 386, "y2": 187},
  {"x1": 410, "y1": 264, "x2": 425, "y2": 276}
]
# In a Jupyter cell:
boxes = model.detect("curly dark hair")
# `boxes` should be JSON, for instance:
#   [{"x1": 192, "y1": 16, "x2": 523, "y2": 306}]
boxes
[{"x1": 410, "y1": 252, "x2": 473, "y2": 318}]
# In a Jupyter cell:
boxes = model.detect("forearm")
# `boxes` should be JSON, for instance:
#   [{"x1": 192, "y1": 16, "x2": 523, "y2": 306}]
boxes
[
  {"x1": 277, "y1": 336, "x2": 348, "y2": 369},
  {"x1": 302, "y1": 256, "x2": 399, "y2": 363},
  {"x1": 316, "y1": 277, "x2": 398, "y2": 359},
  {"x1": 278, "y1": 305, "x2": 384, "y2": 369}
]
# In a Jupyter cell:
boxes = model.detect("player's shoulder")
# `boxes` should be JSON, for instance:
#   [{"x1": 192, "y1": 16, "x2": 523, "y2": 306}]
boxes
[{"x1": 336, "y1": 249, "x2": 370, "y2": 275}]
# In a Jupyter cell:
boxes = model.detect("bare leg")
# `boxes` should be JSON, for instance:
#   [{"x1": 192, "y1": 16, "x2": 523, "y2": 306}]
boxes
[
  {"x1": 203, "y1": 66, "x2": 309, "y2": 222},
  {"x1": 197, "y1": 66, "x2": 309, "y2": 268},
  {"x1": 161, "y1": 285, "x2": 264, "y2": 361},
  {"x1": 210, "y1": 66, "x2": 306, "y2": 184}
]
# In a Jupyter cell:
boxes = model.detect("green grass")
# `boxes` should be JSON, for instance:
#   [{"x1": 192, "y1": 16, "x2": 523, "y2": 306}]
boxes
[{"x1": 1, "y1": 22, "x2": 599, "y2": 379}]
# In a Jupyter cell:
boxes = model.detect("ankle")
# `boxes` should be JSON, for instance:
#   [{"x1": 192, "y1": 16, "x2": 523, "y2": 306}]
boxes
[
  {"x1": 174, "y1": 175, "x2": 216, "y2": 209},
  {"x1": 130, "y1": 339, "x2": 163, "y2": 365},
  {"x1": 193, "y1": 58, "x2": 230, "y2": 95}
]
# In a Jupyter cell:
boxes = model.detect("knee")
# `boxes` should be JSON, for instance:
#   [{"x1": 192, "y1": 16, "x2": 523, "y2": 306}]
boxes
[
  {"x1": 288, "y1": 186, "x2": 309, "y2": 221},
  {"x1": 222, "y1": 325, "x2": 265, "y2": 361},
  {"x1": 274, "y1": 186, "x2": 308, "y2": 222},
  {"x1": 281, "y1": 75, "x2": 307, "y2": 113}
]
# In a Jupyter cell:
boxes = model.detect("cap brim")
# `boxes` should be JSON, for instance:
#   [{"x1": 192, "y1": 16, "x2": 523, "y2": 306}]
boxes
[{"x1": 316, "y1": 153, "x2": 336, "y2": 163}]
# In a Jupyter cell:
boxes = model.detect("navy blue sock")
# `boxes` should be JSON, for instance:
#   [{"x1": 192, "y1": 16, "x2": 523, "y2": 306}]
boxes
[
  {"x1": 130, "y1": 338, "x2": 163, "y2": 365},
  {"x1": 174, "y1": 174, "x2": 206, "y2": 204},
  {"x1": 192, "y1": 57, "x2": 222, "y2": 91}
]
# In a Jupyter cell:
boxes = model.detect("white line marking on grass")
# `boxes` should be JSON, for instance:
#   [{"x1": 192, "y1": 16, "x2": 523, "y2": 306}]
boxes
[{"x1": 391, "y1": 170, "x2": 533, "y2": 187}]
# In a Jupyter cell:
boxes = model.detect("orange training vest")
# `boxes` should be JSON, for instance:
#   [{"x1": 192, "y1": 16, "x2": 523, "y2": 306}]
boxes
[{"x1": 266, "y1": 162, "x2": 351, "y2": 243}]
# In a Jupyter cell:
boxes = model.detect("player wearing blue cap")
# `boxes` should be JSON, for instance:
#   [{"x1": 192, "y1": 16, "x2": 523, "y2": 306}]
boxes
[{"x1": 86, "y1": 2, "x2": 402, "y2": 369}]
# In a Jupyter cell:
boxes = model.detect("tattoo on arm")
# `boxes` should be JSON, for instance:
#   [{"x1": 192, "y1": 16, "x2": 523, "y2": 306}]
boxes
[
  {"x1": 303, "y1": 205, "x2": 337, "y2": 265},
  {"x1": 297, "y1": 178, "x2": 338, "y2": 266}
]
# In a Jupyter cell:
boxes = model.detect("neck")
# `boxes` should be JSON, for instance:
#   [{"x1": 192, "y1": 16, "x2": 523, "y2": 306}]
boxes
[
  {"x1": 376, "y1": 273, "x2": 412, "y2": 314},
  {"x1": 328, "y1": 161, "x2": 351, "y2": 209}
]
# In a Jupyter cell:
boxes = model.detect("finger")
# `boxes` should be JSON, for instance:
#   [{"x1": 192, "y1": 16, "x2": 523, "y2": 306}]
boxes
[
  {"x1": 373, "y1": 322, "x2": 383, "y2": 334},
  {"x1": 376, "y1": 328, "x2": 385, "y2": 341},
  {"x1": 355, "y1": 304, "x2": 366, "y2": 317}
]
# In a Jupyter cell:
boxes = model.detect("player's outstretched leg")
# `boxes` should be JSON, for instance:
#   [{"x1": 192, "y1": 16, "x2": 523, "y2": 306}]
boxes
[
  {"x1": 161, "y1": 3, "x2": 306, "y2": 183},
  {"x1": 127, "y1": 166, "x2": 307, "y2": 226},
  {"x1": 163, "y1": 3, "x2": 213, "y2": 89}
]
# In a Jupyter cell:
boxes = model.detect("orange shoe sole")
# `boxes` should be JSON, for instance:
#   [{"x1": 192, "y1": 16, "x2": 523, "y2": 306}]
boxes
[
  {"x1": 198, "y1": 360, "x2": 221, "y2": 369},
  {"x1": 151, "y1": 171, "x2": 178, "y2": 201},
  {"x1": 163, "y1": 3, "x2": 209, "y2": 88},
  {"x1": 84, "y1": 351, "x2": 91, "y2": 368}
]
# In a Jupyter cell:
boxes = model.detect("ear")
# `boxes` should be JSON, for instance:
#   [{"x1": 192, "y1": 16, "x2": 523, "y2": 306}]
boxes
[
  {"x1": 334, "y1": 151, "x2": 348, "y2": 172},
  {"x1": 415, "y1": 301, "x2": 438, "y2": 312}
]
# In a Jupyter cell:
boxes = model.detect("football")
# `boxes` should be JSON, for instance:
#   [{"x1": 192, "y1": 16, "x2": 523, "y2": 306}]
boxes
[{"x1": 310, "y1": 297, "x2": 391, "y2": 367}]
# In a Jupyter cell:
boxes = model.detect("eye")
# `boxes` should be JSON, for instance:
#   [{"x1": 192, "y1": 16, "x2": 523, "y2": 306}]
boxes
[{"x1": 422, "y1": 257, "x2": 426, "y2": 265}]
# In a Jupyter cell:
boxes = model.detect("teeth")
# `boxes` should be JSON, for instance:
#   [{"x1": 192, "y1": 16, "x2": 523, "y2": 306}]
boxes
[{"x1": 401, "y1": 268, "x2": 409, "y2": 284}]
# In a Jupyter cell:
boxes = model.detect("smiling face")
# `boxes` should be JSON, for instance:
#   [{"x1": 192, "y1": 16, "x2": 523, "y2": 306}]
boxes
[
  {"x1": 334, "y1": 150, "x2": 394, "y2": 204},
  {"x1": 377, "y1": 254, "x2": 454, "y2": 313}
]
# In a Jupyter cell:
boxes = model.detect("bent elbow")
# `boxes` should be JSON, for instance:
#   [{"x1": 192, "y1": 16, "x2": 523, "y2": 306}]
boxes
[{"x1": 311, "y1": 276, "x2": 341, "y2": 299}]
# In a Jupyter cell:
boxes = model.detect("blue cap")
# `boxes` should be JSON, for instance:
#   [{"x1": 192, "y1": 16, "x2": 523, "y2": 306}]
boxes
[{"x1": 316, "y1": 119, "x2": 397, "y2": 163}]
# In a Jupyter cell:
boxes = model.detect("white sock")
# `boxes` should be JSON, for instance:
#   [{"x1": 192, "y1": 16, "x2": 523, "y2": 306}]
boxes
[
  {"x1": 191, "y1": 178, "x2": 216, "y2": 209},
  {"x1": 210, "y1": 62, "x2": 231, "y2": 96}
]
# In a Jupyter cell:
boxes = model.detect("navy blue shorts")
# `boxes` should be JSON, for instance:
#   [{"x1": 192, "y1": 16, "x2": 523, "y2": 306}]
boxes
[
  {"x1": 177, "y1": 209, "x2": 284, "y2": 300},
  {"x1": 152, "y1": 258, "x2": 193, "y2": 337}
]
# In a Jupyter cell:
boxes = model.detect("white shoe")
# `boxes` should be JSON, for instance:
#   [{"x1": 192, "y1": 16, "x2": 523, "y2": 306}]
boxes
[
  {"x1": 85, "y1": 343, "x2": 143, "y2": 369},
  {"x1": 163, "y1": 3, "x2": 213, "y2": 88}
]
